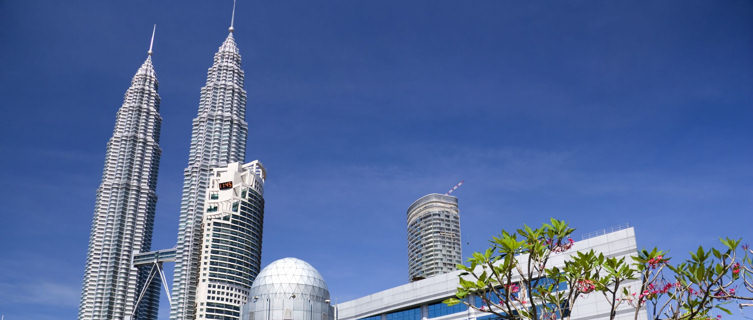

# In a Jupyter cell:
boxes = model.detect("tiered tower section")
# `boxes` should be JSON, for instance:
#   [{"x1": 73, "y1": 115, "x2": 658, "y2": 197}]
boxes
[
  {"x1": 171, "y1": 31, "x2": 249, "y2": 320},
  {"x1": 79, "y1": 50, "x2": 163, "y2": 319},
  {"x1": 407, "y1": 194, "x2": 462, "y2": 282}
]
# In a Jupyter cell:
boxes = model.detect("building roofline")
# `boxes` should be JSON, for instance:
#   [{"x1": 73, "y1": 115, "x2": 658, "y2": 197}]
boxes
[{"x1": 407, "y1": 193, "x2": 458, "y2": 215}]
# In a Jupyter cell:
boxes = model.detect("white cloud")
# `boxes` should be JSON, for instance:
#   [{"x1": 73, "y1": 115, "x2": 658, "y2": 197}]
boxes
[{"x1": 0, "y1": 281, "x2": 79, "y2": 308}]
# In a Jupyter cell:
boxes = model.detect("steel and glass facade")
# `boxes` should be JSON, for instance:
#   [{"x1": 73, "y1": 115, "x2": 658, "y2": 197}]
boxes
[
  {"x1": 407, "y1": 193, "x2": 461, "y2": 281},
  {"x1": 79, "y1": 54, "x2": 162, "y2": 320},
  {"x1": 195, "y1": 161, "x2": 266, "y2": 320},
  {"x1": 171, "y1": 30, "x2": 250, "y2": 320}
]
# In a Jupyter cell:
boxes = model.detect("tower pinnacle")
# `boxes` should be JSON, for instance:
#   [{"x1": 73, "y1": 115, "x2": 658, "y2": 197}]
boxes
[
  {"x1": 229, "y1": 0, "x2": 236, "y2": 33},
  {"x1": 148, "y1": 24, "x2": 156, "y2": 56}
]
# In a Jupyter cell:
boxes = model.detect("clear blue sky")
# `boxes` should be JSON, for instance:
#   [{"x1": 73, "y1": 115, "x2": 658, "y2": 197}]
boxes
[{"x1": 0, "y1": 1, "x2": 751, "y2": 319}]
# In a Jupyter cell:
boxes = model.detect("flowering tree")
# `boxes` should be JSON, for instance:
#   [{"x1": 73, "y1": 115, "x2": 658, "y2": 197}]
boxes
[
  {"x1": 743, "y1": 244, "x2": 753, "y2": 306},
  {"x1": 624, "y1": 241, "x2": 753, "y2": 319},
  {"x1": 444, "y1": 219, "x2": 589, "y2": 320},
  {"x1": 444, "y1": 219, "x2": 753, "y2": 320}
]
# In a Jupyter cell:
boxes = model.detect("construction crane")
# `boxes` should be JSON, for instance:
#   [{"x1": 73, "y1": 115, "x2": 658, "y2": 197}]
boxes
[{"x1": 446, "y1": 180, "x2": 464, "y2": 195}]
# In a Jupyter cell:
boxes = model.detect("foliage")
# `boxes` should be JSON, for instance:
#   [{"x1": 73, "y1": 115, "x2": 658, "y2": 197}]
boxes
[{"x1": 444, "y1": 219, "x2": 753, "y2": 320}]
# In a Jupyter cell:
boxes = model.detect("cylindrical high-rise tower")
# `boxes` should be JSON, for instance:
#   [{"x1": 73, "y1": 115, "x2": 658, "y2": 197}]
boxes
[
  {"x1": 195, "y1": 161, "x2": 266, "y2": 320},
  {"x1": 407, "y1": 193, "x2": 461, "y2": 282}
]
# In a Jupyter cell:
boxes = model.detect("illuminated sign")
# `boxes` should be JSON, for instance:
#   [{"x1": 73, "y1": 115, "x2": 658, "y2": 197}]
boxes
[{"x1": 219, "y1": 181, "x2": 233, "y2": 190}]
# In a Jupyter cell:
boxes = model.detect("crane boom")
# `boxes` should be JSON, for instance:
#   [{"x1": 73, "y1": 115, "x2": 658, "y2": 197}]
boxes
[{"x1": 446, "y1": 180, "x2": 464, "y2": 195}]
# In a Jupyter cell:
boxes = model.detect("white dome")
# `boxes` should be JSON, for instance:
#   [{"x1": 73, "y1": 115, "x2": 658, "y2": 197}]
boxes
[{"x1": 250, "y1": 258, "x2": 330, "y2": 300}]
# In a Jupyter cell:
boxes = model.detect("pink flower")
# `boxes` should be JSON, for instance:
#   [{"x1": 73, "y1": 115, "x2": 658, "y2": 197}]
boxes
[
  {"x1": 577, "y1": 280, "x2": 595, "y2": 293},
  {"x1": 549, "y1": 237, "x2": 575, "y2": 253},
  {"x1": 647, "y1": 255, "x2": 666, "y2": 269}
]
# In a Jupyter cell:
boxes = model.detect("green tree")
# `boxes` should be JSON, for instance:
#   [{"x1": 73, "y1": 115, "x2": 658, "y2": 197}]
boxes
[{"x1": 444, "y1": 219, "x2": 753, "y2": 320}]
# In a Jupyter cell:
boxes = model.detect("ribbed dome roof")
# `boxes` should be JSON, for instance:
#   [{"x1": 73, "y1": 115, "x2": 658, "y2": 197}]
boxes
[{"x1": 250, "y1": 258, "x2": 329, "y2": 300}]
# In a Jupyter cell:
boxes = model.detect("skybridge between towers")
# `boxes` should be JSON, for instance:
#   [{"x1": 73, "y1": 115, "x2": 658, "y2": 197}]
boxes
[
  {"x1": 133, "y1": 248, "x2": 177, "y2": 266},
  {"x1": 128, "y1": 248, "x2": 177, "y2": 319}
]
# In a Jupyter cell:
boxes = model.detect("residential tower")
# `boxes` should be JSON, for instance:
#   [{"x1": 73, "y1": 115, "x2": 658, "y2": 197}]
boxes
[
  {"x1": 195, "y1": 161, "x2": 266, "y2": 320},
  {"x1": 407, "y1": 193, "x2": 462, "y2": 282}
]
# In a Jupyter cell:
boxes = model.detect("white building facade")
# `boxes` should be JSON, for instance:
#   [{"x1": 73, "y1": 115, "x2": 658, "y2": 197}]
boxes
[
  {"x1": 407, "y1": 194, "x2": 462, "y2": 282},
  {"x1": 78, "y1": 46, "x2": 163, "y2": 320},
  {"x1": 195, "y1": 161, "x2": 266, "y2": 320},
  {"x1": 171, "y1": 27, "x2": 251, "y2": 320},
  {"x1": 339, "y1": 228, "x2": 647, "y2": 320}
]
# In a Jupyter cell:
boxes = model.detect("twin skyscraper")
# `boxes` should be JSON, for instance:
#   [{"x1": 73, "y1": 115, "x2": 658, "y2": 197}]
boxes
[
  {"x1": 78, "y1": 5, "x2": 466, "y2": 320},
  {"x1": 78, "y1": 5, "x2": 264, "y2": 320}
]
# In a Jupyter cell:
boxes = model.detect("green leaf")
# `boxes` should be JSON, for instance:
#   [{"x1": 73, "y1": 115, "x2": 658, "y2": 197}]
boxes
[
  {"x1": 444, "y1": 298, "x2": 461, "y2": 306},
  {"x1": 695, "y1": 267, "x2": 704, "y2": 282},
  {"x1": 459, "y1": 278, "x2": 475, "y2": 289},
  {"x1": 485, "y1": 248, "x2": 494, "y2": 259},
  {"x1": 696, "y1": 246, "x2": 705, "y2": 262},
  {"x1": 717, "y1": 305, "x2": 732, "y2": 315},
  {"x1": 719, "y1": 238, "x2": 730, "y2": 250},
  {"x1": 711, "y1": 248, "x2": 721, "y2": 259},
  {"x1": 473, "y1": 252, "x2": 485, "y2": 262}
]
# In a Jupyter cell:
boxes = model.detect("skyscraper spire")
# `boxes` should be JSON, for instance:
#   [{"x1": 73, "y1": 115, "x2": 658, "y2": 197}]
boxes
[
  {"x1": 79, "y1": 28, "x2": 163, "y2": 320},
  {"x1": 148, "y1": 24, "x2": 156, "y2": 56},
  {"x1": 229, "y1": 0, "x2": 236, "y2": 33},
  {"x1": 170, "y1": 8, "x2": 250, "y2": 319}
]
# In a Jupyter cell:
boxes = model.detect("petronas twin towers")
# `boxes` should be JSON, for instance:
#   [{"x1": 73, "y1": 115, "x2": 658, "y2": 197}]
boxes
[
  {"x1": 79, "y1": 45, "x2": 163, "y2": 320},
  {"x1": 79, "y1": 8, "x2": 257, "y2": 320},
  {"x1": 171, "y1": 30, "x2": 249, "y2": 320}
]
